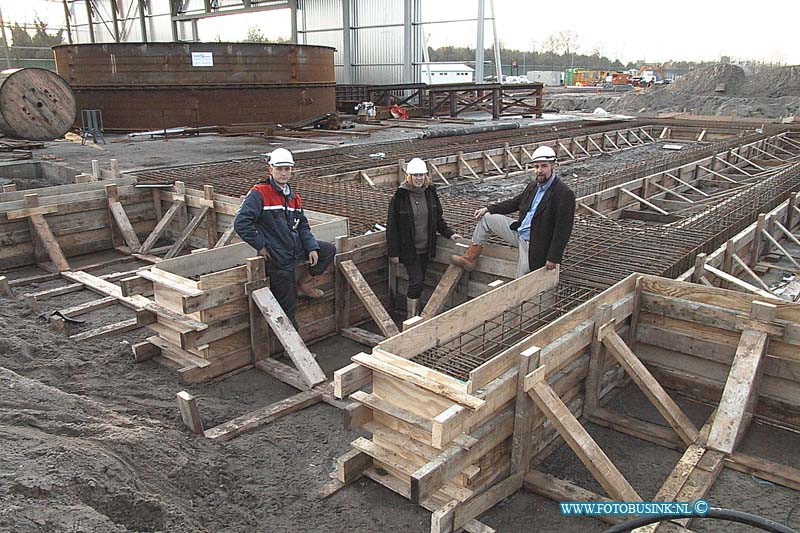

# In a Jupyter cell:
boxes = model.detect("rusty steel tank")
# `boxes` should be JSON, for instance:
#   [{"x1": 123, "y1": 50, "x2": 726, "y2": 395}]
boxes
[{"x1": 53, "y1": 42, "x2": 335, "y2": 131}]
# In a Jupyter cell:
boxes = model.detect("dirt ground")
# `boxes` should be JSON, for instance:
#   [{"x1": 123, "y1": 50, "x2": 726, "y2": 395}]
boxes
[
  {"x1": 2, "y1": 266, "x2": 799, "y2": 532},
  {"x1": 2, "y1": 111, "x2": 799, "y2": 531}
]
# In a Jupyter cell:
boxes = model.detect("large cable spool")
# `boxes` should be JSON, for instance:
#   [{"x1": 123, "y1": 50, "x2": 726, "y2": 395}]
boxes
[{"x1": 0, "y1": 68, "x2": 77, "y2": 140}]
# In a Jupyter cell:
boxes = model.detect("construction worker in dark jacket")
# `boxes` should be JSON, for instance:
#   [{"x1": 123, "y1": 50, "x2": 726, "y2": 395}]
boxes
[
  {"x1": 387, "y1": 157, "x2": 461, "y2": 318},
  {"x1": 452, "y1": 145, "x2": 575, "y2": 277},
  {"x1": 234, "y1": 148, "x2": 335, "y2": 327}
]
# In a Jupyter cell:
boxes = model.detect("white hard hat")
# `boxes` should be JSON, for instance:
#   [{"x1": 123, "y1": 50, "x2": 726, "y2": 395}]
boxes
[
  {"x1": 530, "y1": 145, "x2": 557, "y2": 163},
  {"x1": 268, "y1": 148, "x2": 295, "y2": 167},
  {"x1": 406, "y1": 157, "x2": 428, "y2": 175}
]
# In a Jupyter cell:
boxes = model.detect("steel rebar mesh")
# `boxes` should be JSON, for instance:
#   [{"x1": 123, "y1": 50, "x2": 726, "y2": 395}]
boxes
[{"x1": 411, "y1": 282, "x2": 599, "y2": 381}]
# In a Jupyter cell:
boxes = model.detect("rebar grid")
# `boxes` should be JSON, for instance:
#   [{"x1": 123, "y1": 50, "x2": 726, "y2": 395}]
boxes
[{"x1": 411, "y1": 283, "x2": 598, "y2": 381}]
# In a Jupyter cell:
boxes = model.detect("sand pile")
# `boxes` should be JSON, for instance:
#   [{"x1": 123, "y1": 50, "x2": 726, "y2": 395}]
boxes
[{"x1": 546, "y1": 63, "x2": 800, "y2": 118}]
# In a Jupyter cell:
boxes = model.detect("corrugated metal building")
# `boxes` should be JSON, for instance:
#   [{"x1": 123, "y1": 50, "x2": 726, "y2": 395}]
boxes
[{"x1": 61, "y1": 0, "x2": 454, "y2": 85}]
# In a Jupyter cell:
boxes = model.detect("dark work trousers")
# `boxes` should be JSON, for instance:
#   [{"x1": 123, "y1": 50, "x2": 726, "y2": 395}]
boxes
[
  {"x1": 403, "y1": 252, "x2": 430, "y2": 300},
  {"x1": 266, "y1": 240, "x2": 336, "y2": 328}
]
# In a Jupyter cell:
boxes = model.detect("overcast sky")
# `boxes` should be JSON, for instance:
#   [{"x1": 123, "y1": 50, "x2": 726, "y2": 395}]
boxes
[{"x1": 4, "y1": 0, "x2": 797, "y2": 65}]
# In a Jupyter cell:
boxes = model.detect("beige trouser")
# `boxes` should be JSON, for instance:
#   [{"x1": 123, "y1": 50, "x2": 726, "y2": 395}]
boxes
[{"x1": 472, "y1": 213, "x2": 530, "y2": 278}]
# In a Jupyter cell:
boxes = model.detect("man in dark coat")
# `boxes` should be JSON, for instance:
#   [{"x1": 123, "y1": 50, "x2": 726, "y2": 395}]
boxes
[
  {"x1": 234, "y1": 148, "x2": 335, "y2": 327},
  {"x1": 452, "y1": 145, "x2": 575, "y2": 277}
]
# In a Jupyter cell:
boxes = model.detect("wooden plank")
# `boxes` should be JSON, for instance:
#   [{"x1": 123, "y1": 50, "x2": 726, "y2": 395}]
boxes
[
  {"x1": 510, "y1": 347, "x2": 539, "y2": 475},
  {"x1": 139, "y1": 269, "x2": 203, "y2": 296},
  {"x1": 333, "y1": 361, "x2": 372, "y2": 398},
  {"x1": 0, "y1": 276, "x2": 13, "y2": 299},
  {"x1": 139, "y1": 200, "x2": 184, "y2": 254},
  {"x1": 176, "y1": 391, "x2": 204, "y2": 434},
  {"x1": 164, "y1": 206, "x2": 210, "y2": 259},
  {"x1": 203, "y1": 388, "x2": 323, "y2": 441},
  {"x1": 450, "y1": 473, "x2": 523, "y2": 533},
  {"x1": 704, "y1": 264, "x2": 775, "y2": 300},
  {"x1": 525, "y1": 366, "x2": 641, "y2": 502},
  {"x1": 107, "y1": 201, "x2": 141, "y2": 252},
  {"x1": 28, "y1": 215, "x2": 70, "y2": 272},
  {"x1": 214, "y1": 221, "x2": 236, "y2": 248},
  {"x1": 619, "y1": 187, "x2": 670, "y2": 215},
  {"x1": 379, "y1": 266, "x2": 559, "y2": 358},
  {"x1": 584, "y1": 304, "x2": 613, "y2": 416},
  {"x1": 336, "y1": 449, "x2": 372, "y2": 483},
  {"x1": 132, "y1": 340, "x2": 160, "y2": 362},
  {"x1": 353, "y1": 351, "x2": 483, "y2": 410},
  {"x1": 69, "y1": 316, "x2": 147, "y2": 341},
  {"x1": 254, "y1": 357, "x2": 309, "y2": 391},
  {"x1": 351, "y1": 390, "x2": 433, "y2": 433},
  {"x1": 5, "y1": 204, "x2": 59, "y2": 220},
  {"x1": 707, "y1": 329, "x2": 769, "y2": 454},
  {"x1": 599, "y1": 325, "x2": 699, "y2": 445},
  {"x1": 421, "y1": 264, "x2": 465, "y2": 320},
  {"x1": 412, "y1": 407, "x2": 514, "y2": 504},
  {"x1": 250, "y1": 287, "x2": 327, "y2": 387},
  {"x1": 339, "y1": 259, "x2": 399, "y2": 338},
  {"x1": 340, "y1": 326, "x2": 384, "y2": 347},
  {"x1": 522, "y1": 470, "x2": 624, "y2": 525}
]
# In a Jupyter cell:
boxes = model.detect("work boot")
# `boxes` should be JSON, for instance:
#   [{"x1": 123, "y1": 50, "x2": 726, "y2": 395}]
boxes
[
  {"x1": 296, "y1": 271, "x2": 324, "y2": 299},
  {"x1": 407, "y1": 297, "x2": 420, "y2": 319},
  {"x1": 451, "y1": 243, "x2": 483, "y2": 271}
]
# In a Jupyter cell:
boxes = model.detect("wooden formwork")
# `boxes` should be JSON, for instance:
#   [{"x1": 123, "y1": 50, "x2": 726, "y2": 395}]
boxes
[
  {"x1": 679, "y1": 191, "x2": 800, "y2": 300},
  {"x1": 333, "y1": 272, "x2": 800, "y2": 532}
]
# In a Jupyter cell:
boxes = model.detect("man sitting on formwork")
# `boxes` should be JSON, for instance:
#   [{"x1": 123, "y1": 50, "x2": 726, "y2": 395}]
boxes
[
  {"x1": 451, "y1": 145, "x2": 576, "y2": 277},
  {"x1": 234, "y1": 148, "x2": 336, "y2": 328}
]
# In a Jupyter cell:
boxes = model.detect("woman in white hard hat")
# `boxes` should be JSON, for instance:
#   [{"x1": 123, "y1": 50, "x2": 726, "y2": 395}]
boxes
[{"x1": 387, "y1": 157, "x2": 461, "y2": 318}]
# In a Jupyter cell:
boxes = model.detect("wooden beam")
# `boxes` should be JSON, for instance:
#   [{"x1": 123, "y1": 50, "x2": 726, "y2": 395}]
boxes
[
  {"x1": 340, "y1": 326, "x2": 384, "y2": 347},
  {"x1": 28, "y1": 214, "x2": 70, "y2": 272},
  {"x1": 707, "y1": 302, "x2": 774, "y2": 454},
  {"x1": 164, "y1": 206, "x2": 210, "y2": 259},
  {"x1": 139, "y1": 199, "x2": 184, "y2": 254},
  {"x1": 590, "y1": 408, "x2": 800, "y2": 493},
  {"x1": 704, "y1": 264, "x2": 775, "y2": 300},
  {"x1": 333, "y1": 361, "x2": 372, "y2": 398},
  {"x1": 203, "y1": 185, "x2": 218, "y2": 247},
  {"x1": 0, "y1": 276, "x2": 14, "y2": 299},
  {"x1": 107, "y1": 201, "x2": 142, "y2": 252},
  {"x1": 176, "y1": 391, "x2": 204, "y2": 434},
  {"x1": 421, "y1": 264, "x2": 464, "y2": 320},
  {"x1": 339, "y1": 259, "x2": 399, "y2": 338},
  {"x1": 214, "y1": 220, "x2": 236, "y2": 248},
  {"x1": 524, "y1": 366, "x2": 641, "y2": 502},
  {"x1": 584, "y1": 304, "x2": 613, "y2": 416},
  {"x1": 599, "y1": 323, "x2": 699, "y2": 445},
  {"x1": 250, "y1": 287, "x2": 327, "y2": 387},
  {"x1": 619, "y1": 187, "x2": 670, "y2": 215},
  {"x1": 353, "y1": 350, "x2": 484, "y2": 410},
  {"x1": 203, "y1": 388, "x2": 323, "y2": 441},
  {"x1": 510, "y1": 347, "x2": 539, "y2": 475},
  {"x1": 522, "y1": 470, "x2": 624, "y2": 525},
  {"x1": 337, "y1": 448, "x2": 372, "y2": 483},
  {"x1": 412, "y1": 408, "x2": 514, "y2": 503}
]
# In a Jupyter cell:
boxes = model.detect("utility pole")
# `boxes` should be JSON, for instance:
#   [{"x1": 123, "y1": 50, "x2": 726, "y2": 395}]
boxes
[
  {"x1": 490, "y1": 0, "x2": 501, "y2": 84},
  {"x1": 62, "y1": 0, "x2": 73, "y2": 44},
  {"x1": 475, "y1": 0, "x2": 485, "y2": 83},
  {"x1": 0, "y1": 7, "x2": 11, "y2": 69}
]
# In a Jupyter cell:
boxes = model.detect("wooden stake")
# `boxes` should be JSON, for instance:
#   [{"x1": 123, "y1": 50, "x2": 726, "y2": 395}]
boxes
[{"x1": 176, "y1": 391, "x2": 205, "y2": 435}]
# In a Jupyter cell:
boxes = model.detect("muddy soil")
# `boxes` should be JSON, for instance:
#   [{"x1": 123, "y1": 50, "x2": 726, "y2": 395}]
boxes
[{"x1": 3, "y1": 278, "x2": 799, "y2": 533}]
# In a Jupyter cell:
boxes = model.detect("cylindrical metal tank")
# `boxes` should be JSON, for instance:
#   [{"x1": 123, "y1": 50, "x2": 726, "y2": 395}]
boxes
[
  {"x1": 53, "y1": 42, "x2": 335, "y2": 131},
  {"x1": 0, "y1": 68, "x2": 77, "y2": 140}
]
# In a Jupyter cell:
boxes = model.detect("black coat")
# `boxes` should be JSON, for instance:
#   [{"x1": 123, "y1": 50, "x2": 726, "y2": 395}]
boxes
[
  {"x1": 488, "y1": 176, "x2": 575, "y2": 270},
  {"x1": 387, "y1": 185, "x2": 454, "y2": 264}
]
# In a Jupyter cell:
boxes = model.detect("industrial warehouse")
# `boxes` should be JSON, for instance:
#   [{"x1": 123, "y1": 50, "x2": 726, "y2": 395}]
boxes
[{"x1": 0, "y1": 1, "x2": 799, "y2": 532}]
